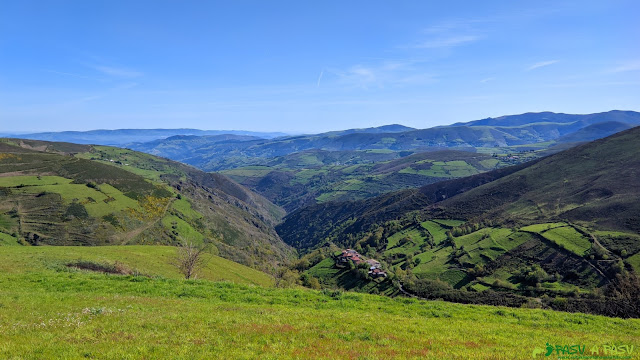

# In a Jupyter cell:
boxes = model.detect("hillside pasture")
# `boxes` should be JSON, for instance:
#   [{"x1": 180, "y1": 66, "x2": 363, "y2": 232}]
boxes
[
  {"x1": 0, "y1": 246, "x2": 273, "y2": 286},
  {"x1": 420, "y1": 220, "x2": 449, "y2": 244},
  {"x1": 0, "y1": 175, "x2": 142, "y2": 218},
  {"x1": 541, "y1": 226, "x2": 592, "y2": 256}
]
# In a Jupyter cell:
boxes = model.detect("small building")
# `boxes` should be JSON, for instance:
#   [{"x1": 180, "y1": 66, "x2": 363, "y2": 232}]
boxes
[
  {"x1": 368, "y1": 268, "x2": 387, "y2": 278},
  {"x1": 337, "y1": 249, "x2": 363, "y2": 267}
]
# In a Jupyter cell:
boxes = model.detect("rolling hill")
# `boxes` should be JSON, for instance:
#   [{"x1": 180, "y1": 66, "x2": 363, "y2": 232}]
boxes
[
  {"x1": 0, "y1": 138, "x2": 294, "y2": 272},
  {"x1": 276, "y1": 127, "x2": 640, "y2": 308}
]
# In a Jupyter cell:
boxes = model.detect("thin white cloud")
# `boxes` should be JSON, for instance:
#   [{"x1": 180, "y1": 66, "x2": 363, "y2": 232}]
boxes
[
  {"x1": 331, "y1": 61, "x2": 437, "y2": 89},
  {"x1": 480, "y1": 77, "x2": 495, "y2": 83},
  {"x1": 91, "y1": 65, "x2": 143, "y2": 78},
  {"x1": 316, "y1": 70, "x2": 324, "y2": 88},
  {"x1": 414, "y1": 35, "x2": 480, "y2": 49},
  {"x1": 526, "y1": 60, "x2": 559, "y2": 71},
  {"x1": 410, "y1": 18, "x2": 484, "y2": 50},
  {"x1": 608, "y1": 60, "x2": 640, "y2": 73}
]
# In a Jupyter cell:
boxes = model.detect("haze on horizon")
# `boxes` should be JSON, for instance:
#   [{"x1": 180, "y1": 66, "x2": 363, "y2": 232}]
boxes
[{"x1": 1, "y1": 0, "x2": 638, "y2": 133}]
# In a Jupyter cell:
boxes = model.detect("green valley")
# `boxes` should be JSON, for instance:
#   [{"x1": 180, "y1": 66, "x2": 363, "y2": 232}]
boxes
[{"x1": 221, "y1": 150, "x2": 522, "y2": 211}]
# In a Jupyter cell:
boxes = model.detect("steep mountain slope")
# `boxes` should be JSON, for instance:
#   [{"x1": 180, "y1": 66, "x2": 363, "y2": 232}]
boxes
[
  {"x1": 277, "y1": 127, "x2": 640, "y2": 303},
  {"x1": 555, "y1": 121, "x2": 633, "y2": 143},
  {"x1": 430, "y1": 126, "x2": 640, "y2": 232},
  {"x1": 0, "y1": 139, "x2": 293, "y2": 272},
  {"x1": 279, "y1": 126, "x2": 640, "y2": 248}
]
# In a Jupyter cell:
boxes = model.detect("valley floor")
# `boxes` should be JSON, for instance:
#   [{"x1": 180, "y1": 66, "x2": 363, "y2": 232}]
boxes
[{"x1": 0, "y1": 247, "x2": 639, "y2": 359}]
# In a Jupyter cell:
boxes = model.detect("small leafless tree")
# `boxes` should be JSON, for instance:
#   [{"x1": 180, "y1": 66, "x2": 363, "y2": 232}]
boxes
[{"x1": 171, "y1": 240, "x2": 210, "y2": 279}]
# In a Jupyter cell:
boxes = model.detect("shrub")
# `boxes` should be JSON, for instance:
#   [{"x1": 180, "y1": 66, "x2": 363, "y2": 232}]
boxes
[
  {"x1": 67, "y1": 260, "x2": 133, "y2": 275},
  {"x1": 65, "y1": 202, "x2": 89, "y2": 219}
]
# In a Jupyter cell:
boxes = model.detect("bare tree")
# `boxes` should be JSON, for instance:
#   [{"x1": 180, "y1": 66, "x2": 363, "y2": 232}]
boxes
[{"x1": 171, "y1": 240, "x2": 210, "y2": 279}]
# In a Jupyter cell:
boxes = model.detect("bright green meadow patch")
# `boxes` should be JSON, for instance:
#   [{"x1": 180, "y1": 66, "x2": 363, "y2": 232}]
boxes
[{"x1": 1, "y1": 248, "x2": 638, "y2": 359}]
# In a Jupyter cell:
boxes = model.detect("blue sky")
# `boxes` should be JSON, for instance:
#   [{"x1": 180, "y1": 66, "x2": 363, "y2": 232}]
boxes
[{"x1": 1, "y1": 0, "x2": 638, "y2": 133}]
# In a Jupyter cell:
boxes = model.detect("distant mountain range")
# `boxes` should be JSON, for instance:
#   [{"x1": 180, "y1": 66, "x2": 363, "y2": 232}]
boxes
[
  {"x1": 124, "y1": 110, "x2": 640, "y2": 171},
  {"x1": 6, "y1": 111, "x2": 638, "y2": 163},
  {"x1": 4, "y1": 129, "x2": 288, "y2": 146}
]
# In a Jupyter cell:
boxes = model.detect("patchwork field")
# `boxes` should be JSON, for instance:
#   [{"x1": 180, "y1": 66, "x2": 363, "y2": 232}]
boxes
[{"x1": 221, "y1": 150, "x2": 516, "y2": 212}]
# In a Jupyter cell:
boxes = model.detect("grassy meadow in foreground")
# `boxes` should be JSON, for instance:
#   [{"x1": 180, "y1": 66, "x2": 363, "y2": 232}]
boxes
[{"x1": 0, "y1": 247, "x2": 639, "y2": 359}]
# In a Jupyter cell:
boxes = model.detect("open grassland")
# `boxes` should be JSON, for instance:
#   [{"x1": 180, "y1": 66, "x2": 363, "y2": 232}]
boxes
[
  {"x1": 1, "y1": 262, "x2": 639, "y2": 359},
  {"x1": 399, "y1": 160, "x2": 480, "y2": 178},
  {"x1": 0, "y1": 246, "x2": 273, "y2": 287}
]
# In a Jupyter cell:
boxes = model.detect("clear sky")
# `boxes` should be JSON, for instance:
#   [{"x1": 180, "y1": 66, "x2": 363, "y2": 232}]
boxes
[{"x1": 1, "y1": 0, "x2": 638, "y2": 133}]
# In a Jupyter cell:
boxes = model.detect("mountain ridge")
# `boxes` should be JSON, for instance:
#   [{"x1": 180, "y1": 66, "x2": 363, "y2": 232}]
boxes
[{"x1": 126, "y1": 111, "x2": 640, "y2": 172}]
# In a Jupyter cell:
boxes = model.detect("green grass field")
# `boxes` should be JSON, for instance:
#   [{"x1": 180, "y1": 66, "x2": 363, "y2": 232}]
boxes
[
  {"x1": 541, "y1": 226, "x2": 592, "y2": 256},
  {"x1": 0, "y1": 246, "x2": 273, "y2": 287},
  {"x1": 627, "y1": 253, "x2": 640, "y2": 273},
  {"x1": 432, "y1": 219, "x2": 466, "y2": 227},
  {"x1": 420, "y1": 220, "x2": 449, "y2": 244},
  {"x1": 521, "y1": 222, "x2": 568, "y2": 233},
  {"x1": 0, "y1": 232, "x2": 19, "y2": 245},
  {"x1": 454, "y1": 228, "x2": 528, "y2": 268},
  {"x1": 399, "y1": 160, "x2": 480, "y2": 178},
  {"x1": 1, "y1": 248, "x2": 638, "y2": 359}
]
